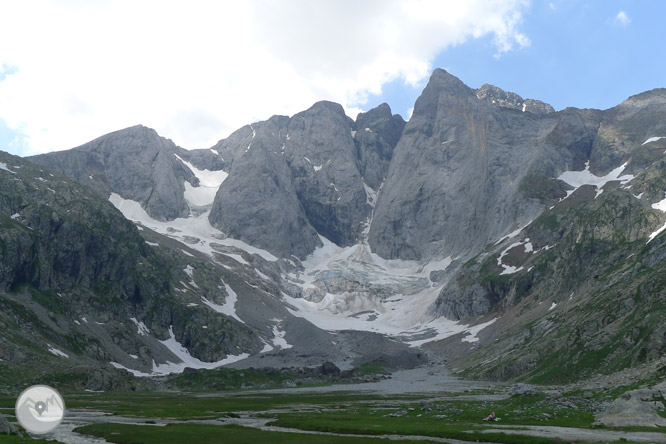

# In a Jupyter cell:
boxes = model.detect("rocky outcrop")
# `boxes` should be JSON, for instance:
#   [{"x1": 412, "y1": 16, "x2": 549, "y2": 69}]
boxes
[
  {"x1": 368, "y1": 69, "x2": 577, "y2": 260},
  {"x1": 208, "y1": 116, "x2": 321, "y2": 259},
  {"x1": 476, "y1": 84, "x2": 555, "y2": 115},
  {"x1": 284, "y1": 101, "x2": 369, "y2": 247},
  {"x1": 595, "y1": 387, "x2": 666, "y2": 427},
  {"x1": 354, "y1": 103, "x2": 405, "y2": 190},
  {"x1": 31, "y1": 125, "x2": 225, "y2": 221},
  {"x1": 209, "y1": 102, "x2": 404, "y2": 258}
]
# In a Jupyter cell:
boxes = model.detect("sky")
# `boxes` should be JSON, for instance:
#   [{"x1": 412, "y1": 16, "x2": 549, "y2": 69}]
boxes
[{"x1": 0, "y1": 0, "x2": 664, "y2": 157}]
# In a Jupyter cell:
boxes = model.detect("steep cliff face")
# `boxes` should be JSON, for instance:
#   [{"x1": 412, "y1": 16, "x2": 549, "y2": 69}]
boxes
[
  {"x1": 208, "y1": 102, "x2": 403, "y2": 258},
  {"x1": 368, "y1": 69, "x2": 587, "y2": 260},
  {"x1": 354, "y1": 103, "x2": 406, "y2": 190},
  {"x1": 208, "y1": 116, "x2": 321, "y2": 259}
]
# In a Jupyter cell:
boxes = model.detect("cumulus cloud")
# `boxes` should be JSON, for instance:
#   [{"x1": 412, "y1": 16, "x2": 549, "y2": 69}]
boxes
[
  {"x1": 614, "y1": 10, "x2": 631, "y2": 26},
  {"x1": 0, "y1": 0, "x2": 531, "y2": 155}
]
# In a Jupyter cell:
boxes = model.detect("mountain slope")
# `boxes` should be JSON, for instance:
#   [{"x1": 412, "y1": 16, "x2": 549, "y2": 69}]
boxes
[{"x1": 14, "y1": 69, "x2": 666, "y2": 386}]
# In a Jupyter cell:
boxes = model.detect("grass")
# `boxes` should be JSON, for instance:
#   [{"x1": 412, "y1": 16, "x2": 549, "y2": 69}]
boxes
[
  {"x1": 74, "y1": 423, "x2": 428, "y2": 444},
  {"x1": 266, "y1": 392, "x2": 594, "y2": 443},
  {"x1": 62, "y1": 391, "x2": 418, "y2": 420}
]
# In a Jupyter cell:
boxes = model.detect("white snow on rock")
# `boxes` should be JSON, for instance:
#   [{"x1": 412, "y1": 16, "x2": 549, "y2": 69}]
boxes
[
  {"x1": 558, "y1": 161, "x2": 634, "y2": 198},
  {"x1": 108, "y1": 193, "x2": 277, "y2": 262},
  {"x1": 651, "y1": 193, "x2": 666, "y2": 212},
  {"x1": 461, "y1": 318, "x2": 497, "y2": 343},
  {"x1": 494, "y1": 220, "x2": 534, "y2": 245},
  {"x1": 157, "y1": 326, "x2": 249, "y2": 373},
  {"x1": 110, "y1": 362, "x2": 151, "y2": 377},
  {"x1": 222, "y1": 253, "x2": 249, "y2": 266},
  {"x1": 0, "y1": 162, "x2": 16, "y2": 174},
  {"x1": 130, "y1": 317, "x2": 150, "y2": 336},
  {"x1": 174, "y1": 154, "x2": 228, "y2": 207},
  {"x1": 145, "y1": 241, "x2": 159, "y2": 246},
  {"x1": 313, "y1": 164, "x2": 323, "y2": 172},
  {"x1": 200, "y1": 283, "x2": 244, "y2": 323},
  {"x1": 10, "y1": 213, "x2": 20, "y2": 220},
  {"x1": 111, "y1": 327, "x2": 250, "y2": 377},
  {"x1": 129, "y1": 354, "x2": 138, "y2": 359},
  {"x1": 255, "y1": 269, "x2": 271, "y2": 281},
  {"x1": 642, "y1": 136, "x2": 665, "y2": 145},
  {"x1": 647, "y1": 221, "x2": 666, "y2": 244},
  {"x1": 271, "y1": 325, "x2": 293, "y2": 349},
  {"x1": 497, "y1": 239, "x2": 530, "y2": 275},
  {"x1": 183, "y1": 265, "x2": 194, "y2": 278},
  {"x1": 47, "y1": 344, "x2": 69, "y2": 358},
  {"x1": 549, "y1": 302, "x2": 558, "y2": 311}
]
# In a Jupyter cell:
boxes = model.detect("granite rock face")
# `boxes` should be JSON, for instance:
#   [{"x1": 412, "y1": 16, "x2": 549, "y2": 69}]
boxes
[
  {"x1": 208, "y1": 116, "x2": 321, "y2": 259},
  {"x1": 208, "y1": 102, "x2": 403, "y2": 258},
  {"x1": 368, "y1": 69, "x2": 589, "y2": 260},
  {"x1": 31, "y1": 125, "x2": 224, "y2": 221},
  {"x1": 354, "y1": 103, "x2": 406, "y2": 190}
]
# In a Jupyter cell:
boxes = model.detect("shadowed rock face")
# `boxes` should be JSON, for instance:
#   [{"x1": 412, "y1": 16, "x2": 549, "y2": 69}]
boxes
[
  {"x1": 208, "y1": 116, "x2": 321, "y2": 259},
  {"x1": 354, "y1": 103, "x2": 406, "y2": 190},
  {"x1": 208, "y1": 102, "x2": 403, "y2": 258}
]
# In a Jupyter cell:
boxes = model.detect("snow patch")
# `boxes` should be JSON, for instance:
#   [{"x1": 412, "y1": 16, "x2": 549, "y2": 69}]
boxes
[
  {"x1": 271, "y1": 325, "x2": 293, "y2": 349},
  {"x1": 222, "y1": 253, "x2": 249, "y2": 265},
  {"x1": 549, "y1": 302, "x2": 557, "y2": 311},
  {"x1": 145, "y1": 241, "x2": 159, "y2": 246},
  {"x1": 129, "y1": 354, "x2": 138, "y2": 359},
  {"x1": 313, "y1": 164, "x2": 323, "y2": 172},
  {"x1": 201, "y1": 283, "x2": 243, "y2": 323},
  {"x1": 651, "y1": 193, "x2": 666, "y2": 212},
  {"x1": 643, "y1": 136, "x2": 665, "y2": 145},
  {"x1": 174, "y1": 154, "x2": 228, "y2": 207},
  {"x1": 47, "y1": 345, "x2": 69, "y2": 358},
  {"x1": 130, "y1": 317, "x2": 150, "y2": 336},
  {"x1": 108, "y1": 193, "x2": 277, "y2": 262},
  {"x1": 10, "y1": 213, "x2": 20, "y2": 220},
  {"x1": 0, "y1": 162, "x2": 16, "y2": 174},
  {"x1": 183, "y1": 265, "x2": 194, "y2": 278},
  {"x1": 461, "y1": 319, "x2": 497, "y2": 343},
  {"x1": 647, "y1": 221, "x2": 666, "y2": 244},
  {"x1": 155, "y1": 326, "x2": 249, "y2": 374},
  {"x1": 558, "y1": 161, "x2": 633, "y2": 198}
]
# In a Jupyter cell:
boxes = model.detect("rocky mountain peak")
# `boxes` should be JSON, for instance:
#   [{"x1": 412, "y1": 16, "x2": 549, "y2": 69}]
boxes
[{"x1": 476, "y1": 83, "x2": 554, "y2": 115}]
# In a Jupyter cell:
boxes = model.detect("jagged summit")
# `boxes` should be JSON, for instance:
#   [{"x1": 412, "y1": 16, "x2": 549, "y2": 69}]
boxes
[{"x1": 475, "y1": 83, "x2": 555, "y2": 114}]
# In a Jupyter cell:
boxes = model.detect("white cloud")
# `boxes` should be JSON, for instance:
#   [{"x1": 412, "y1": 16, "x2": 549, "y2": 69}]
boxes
[
  {"x1": 0, "y1": 0, "x2": 531, "y2": 155},
  {"x1": 614, "y1": 10, "x2": 631, "y2": 26}
]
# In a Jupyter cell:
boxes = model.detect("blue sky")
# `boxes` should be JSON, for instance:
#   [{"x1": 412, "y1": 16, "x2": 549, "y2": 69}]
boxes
[
  {"x1": 0, "y1": 1, "x2": 664, "y2": 156},
  {"x1": 364, "y1": 1, "x2": 666, "y2": 118}
]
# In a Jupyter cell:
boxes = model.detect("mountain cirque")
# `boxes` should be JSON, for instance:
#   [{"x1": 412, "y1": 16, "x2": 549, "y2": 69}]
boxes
[{"x1": 0, "y1": 69, "x2": 664, "y2": 389}]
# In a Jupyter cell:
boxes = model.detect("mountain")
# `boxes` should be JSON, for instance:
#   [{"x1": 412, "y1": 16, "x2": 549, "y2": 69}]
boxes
[{"x1": 4, "y1": 68, "x2": 665, "y2": 387}]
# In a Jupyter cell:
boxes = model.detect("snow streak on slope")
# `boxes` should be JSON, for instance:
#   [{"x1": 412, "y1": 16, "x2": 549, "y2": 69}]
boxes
[
  {"x1": 201, "y1": 283, "x2": 244, "y2": 324},
  {"x1": 111, "y1": 326, "x2": 249, "y2": 377},
  {"x1": 285, "y1": 236, "x2": 494, "y2": 346},
  {"x1": 108, "y1": 193, "x2": 277, "y2": 261}
]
